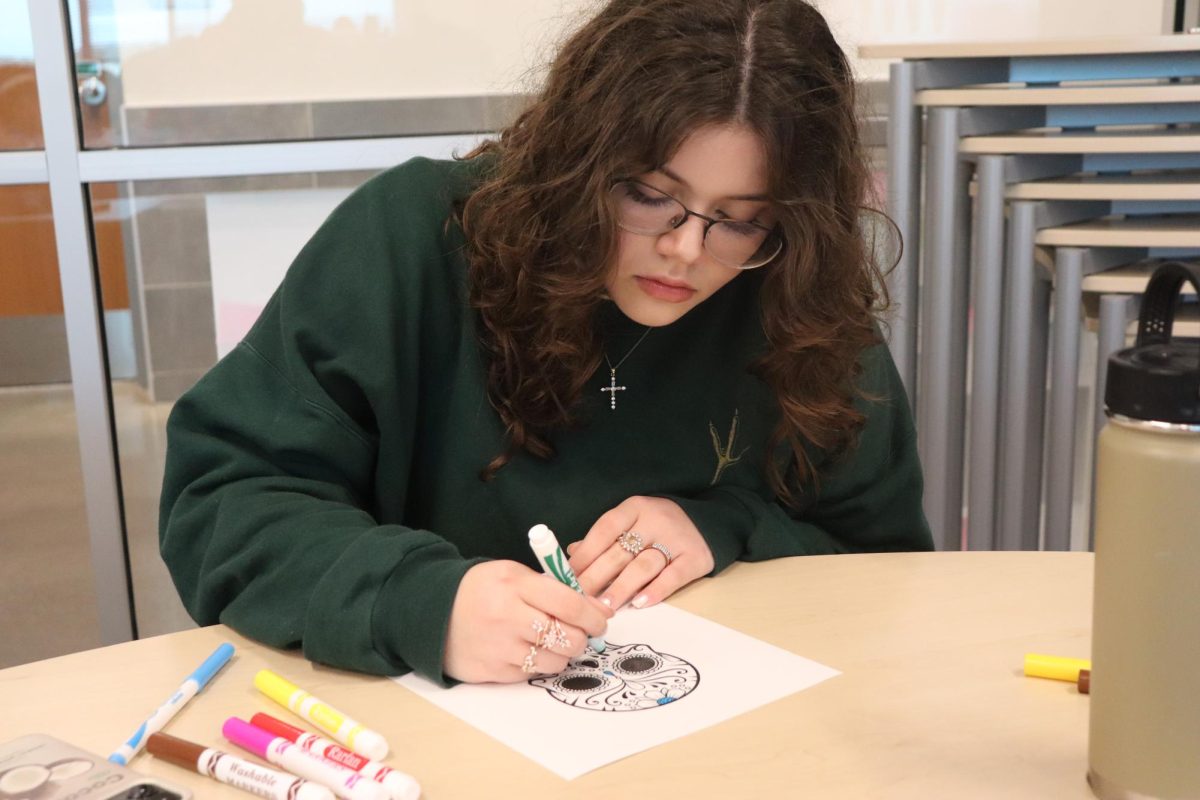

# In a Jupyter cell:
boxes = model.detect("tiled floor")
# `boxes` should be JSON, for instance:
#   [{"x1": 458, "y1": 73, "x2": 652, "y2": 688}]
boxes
[{"x1": 0, "y1": 381, "x2": 194, "y2": 669}]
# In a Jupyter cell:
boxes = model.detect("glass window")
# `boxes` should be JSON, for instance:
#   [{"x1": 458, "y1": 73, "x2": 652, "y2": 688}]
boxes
[
  {"x1": 0, "y1": 1, "x2": 44, "y2": 150},
  {"x1": 0, "y1": 183, "x2": 100, "y2": 667},
  {"x1": 92, "y1": 168, "x2": 387, "y2": 637},
  {"x1": 68, "y1": 0, "x2": 599, "y2": 148}
]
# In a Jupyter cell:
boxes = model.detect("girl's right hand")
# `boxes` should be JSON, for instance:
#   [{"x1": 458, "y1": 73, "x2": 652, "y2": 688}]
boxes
[{"x1": 442, "y1": 560, "x2": 613, "y2": 683}]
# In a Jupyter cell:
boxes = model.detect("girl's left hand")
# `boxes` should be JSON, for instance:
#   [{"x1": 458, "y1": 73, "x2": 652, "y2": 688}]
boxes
[{"x1": 567, "y1": 496, "x2": 715, "y2": 611}]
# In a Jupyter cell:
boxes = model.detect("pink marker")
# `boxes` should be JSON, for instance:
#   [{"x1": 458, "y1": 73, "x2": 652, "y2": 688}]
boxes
[
  {"x1": 222, "y1": 718, "x2": 390, "y2": 800},
  {"x1": 250, "y1": 714, "x2": 419, "y2": 800}
]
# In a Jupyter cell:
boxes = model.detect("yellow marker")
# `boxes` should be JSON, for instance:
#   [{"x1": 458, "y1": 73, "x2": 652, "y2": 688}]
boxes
[
  {"x1": 253, "y1": 670, "x2": 388, "y2": 760},
  {"x1": 1024, "y1": 653, "x2": 1091, "y2": 683}
]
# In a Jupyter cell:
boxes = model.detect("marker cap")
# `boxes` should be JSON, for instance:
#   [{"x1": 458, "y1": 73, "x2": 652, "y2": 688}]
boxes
[
  {"x1": 250, "y1": 713, "x2": 306, "y2": 743},
  {"x1": 190, "y1": 643, "x2": 235, "y2": 689},
  {"x1": 146, "y1": 732, "x2": 205, "y2": 770},
  {"x1": 222, "y1": 717, "x2": 276, "y2": 759},
  {"x1": 254, "y1": 669, "x2": 300, "y2": 706},
  {"x1": 1024, "y1": 653, "x2": 1091, "y2": 683}
]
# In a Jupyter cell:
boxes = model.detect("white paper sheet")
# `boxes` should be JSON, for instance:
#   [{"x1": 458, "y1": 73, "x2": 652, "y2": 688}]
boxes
[{"x1": 394, "y1": 603, "x2": 839, "y2": 780}]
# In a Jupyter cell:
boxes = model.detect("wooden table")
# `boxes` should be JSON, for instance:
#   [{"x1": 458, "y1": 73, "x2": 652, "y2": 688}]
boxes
[{"x1": 0, "y1": 552, "x2": 1097, "y2": 798}]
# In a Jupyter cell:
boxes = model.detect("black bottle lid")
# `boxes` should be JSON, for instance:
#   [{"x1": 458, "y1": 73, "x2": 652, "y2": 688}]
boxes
[{"x1": 1105, "y1": 261, "x2": 1200, "y2": 425}]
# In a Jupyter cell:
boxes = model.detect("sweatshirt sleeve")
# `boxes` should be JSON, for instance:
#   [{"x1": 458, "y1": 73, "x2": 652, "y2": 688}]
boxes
[
  {"x1": 668, "y1": 343, "x2": 933, "y2": 572},
  {"x1": 159, "y1": 160, "x2": 476, "y2": 681}
]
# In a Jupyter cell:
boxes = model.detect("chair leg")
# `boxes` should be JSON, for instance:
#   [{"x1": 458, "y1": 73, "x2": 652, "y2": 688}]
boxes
[
  {"x1": 966, "y1": 155, "x2": 1006, "y2": 550},
  {"x1": 885, "y1": 60, "x2": 921, "y2": 403},
  {"x1": 1025, "y1": 274, "x2": 1051, "y2": 549},
  {"x1": 1044, "y1": 247, "x2": 1086, "y2": 552},
  {"x1": 997, "y1": 201, "x2": 1042, "y2": 550},
  {"x1": 918, "y1": 106, "x2": 970, "y2": 551}
]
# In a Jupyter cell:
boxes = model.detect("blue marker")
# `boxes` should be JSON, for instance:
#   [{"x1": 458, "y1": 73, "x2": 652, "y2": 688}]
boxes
[
  {"x1": 528, "y1": 524, "x2": 607, "y2": 653},
  {"x1": 109, "y1": 642, "x2": 235, "y2": 765}
]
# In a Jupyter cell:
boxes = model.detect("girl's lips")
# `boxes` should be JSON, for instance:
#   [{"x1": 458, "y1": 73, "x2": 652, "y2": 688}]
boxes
[{"x1": 635, "y1": 276, "x2": 696, "y2": 303}]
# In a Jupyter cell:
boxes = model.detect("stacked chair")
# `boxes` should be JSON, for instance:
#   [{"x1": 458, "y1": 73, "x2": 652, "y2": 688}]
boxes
[{"x1": 860, "y1": 34, "x2": 1200, "y2": 551}]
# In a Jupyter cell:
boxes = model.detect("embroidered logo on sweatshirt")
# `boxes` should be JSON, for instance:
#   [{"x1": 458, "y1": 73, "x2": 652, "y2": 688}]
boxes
[{"x1": 709, "y1": 410, "x2": 749, "y2": 485}]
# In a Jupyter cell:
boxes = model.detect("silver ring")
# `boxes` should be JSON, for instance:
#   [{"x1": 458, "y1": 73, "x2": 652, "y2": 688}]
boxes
[
  {"x1": 648, "y1": 542, "x2": 673, "y2": 566},
  {"x1": 617, "y1": 530, "x2": 645, "y2": 555},
  {"x1": 521, "y1": 644, "x2": 540, "y2": 674}
]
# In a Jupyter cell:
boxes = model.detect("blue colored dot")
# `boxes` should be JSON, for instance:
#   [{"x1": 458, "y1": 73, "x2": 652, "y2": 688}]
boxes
[
  {"x1": 657, "y1": 697, "x2": 675, "y2": 705},
  {"x1": 603, "y1": 670, "x2": 614, "y2": 676}
]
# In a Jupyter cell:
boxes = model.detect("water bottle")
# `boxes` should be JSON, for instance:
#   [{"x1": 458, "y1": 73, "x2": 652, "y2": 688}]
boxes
[{"x1": 1088, "y1": 261, "x2": 1200, "y2": 799}]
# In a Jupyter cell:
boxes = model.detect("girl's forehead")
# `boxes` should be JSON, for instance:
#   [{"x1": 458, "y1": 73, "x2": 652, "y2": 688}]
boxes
[{"x1": 655, "y1": 125, "x2": 771, "y2": 200}]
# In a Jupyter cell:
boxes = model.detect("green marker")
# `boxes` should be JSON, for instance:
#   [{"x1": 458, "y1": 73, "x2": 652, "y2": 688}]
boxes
[{"x1": 527, "y1": 524, "x2": 607, "y2": 653}]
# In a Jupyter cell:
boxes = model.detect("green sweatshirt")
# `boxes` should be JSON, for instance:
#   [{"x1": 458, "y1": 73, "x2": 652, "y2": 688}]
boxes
[{"x1": 159, "y1": 156, "x2": 931, "y2": 683}]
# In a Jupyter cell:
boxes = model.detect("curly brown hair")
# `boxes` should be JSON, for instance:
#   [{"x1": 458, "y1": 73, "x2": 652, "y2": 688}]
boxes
[{"x1": 456, "y1": 0, "x2": 888, "y2": 506}]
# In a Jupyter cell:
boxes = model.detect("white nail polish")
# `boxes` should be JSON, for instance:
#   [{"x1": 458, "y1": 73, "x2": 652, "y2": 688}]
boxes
[{"x1": 631, "y1": 594, "x2": 648, "y2": 609}]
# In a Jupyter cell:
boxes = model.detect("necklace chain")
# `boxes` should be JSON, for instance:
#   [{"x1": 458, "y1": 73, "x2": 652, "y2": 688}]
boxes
[{"x1": 603, "y1": 327, "x2": 651, "y2": 373}]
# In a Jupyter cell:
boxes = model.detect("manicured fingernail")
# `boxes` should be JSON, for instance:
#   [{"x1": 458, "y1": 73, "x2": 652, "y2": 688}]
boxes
[
  {"x1": 631, "y1": 594, "x2": 649, "y2": 609},
  {"x1": 600, "y1": 596, "x2": 612, "y2": 607}
]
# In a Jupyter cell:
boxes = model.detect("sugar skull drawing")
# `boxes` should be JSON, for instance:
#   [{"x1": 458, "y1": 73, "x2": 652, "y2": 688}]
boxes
[{"x1": 529, "y1": 642, "x2": 700, "y2": 711}]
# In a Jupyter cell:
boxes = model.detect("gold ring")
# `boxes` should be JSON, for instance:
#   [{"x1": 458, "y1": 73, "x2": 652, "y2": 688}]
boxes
[
  {"x1": 533, "y1": 617, "x2": 571, "y2": 650},
  {"x1": 617, "y1": 529, "x2": 645, "y2": 555},
  {"x1": 521, "y1": 645, "x2": 540, "y2": 674}
]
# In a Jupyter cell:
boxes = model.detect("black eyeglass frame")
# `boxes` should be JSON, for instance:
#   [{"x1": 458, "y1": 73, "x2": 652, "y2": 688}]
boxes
[{"x1": 609, "y1": 178, "x2": 784, "y2": 270}]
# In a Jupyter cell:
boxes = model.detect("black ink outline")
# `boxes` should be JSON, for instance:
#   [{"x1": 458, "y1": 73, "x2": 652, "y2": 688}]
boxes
[{"x1": 529, "y1": 642, "x2": 701, "y2": 712}]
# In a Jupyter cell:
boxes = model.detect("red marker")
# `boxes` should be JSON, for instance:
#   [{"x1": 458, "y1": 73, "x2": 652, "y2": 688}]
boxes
[{"x1": 249, "y1": 714, "x2": 419, "y2": 800}]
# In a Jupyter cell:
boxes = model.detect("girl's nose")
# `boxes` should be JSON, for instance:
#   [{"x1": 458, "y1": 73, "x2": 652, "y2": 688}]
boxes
[{"x1": 655, "y1": 214, "x2": 706, "y2": 266}]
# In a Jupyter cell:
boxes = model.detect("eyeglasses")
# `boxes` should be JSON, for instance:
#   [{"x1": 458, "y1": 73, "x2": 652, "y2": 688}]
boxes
[{"x1": 608, "y1": 179, "x2": 783, "y2": 269}]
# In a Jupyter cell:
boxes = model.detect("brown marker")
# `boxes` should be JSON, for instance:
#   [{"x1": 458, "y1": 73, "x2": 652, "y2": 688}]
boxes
[
  {"x1": 1078, "y1": 668, "x2": 1091, "y2": 695},
  {"x1": 147, "y1": 732, "x2": 334, "y2": 800}
]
